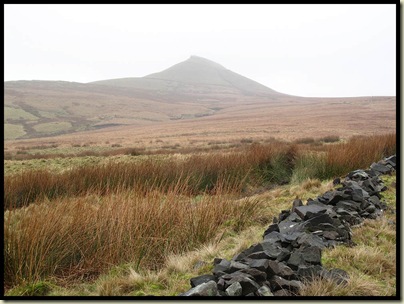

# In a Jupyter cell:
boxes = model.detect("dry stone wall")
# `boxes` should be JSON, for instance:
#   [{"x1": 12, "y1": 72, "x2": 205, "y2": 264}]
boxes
[{"x1": 180, "y1": 155, "x2": 396, "y2": 297}]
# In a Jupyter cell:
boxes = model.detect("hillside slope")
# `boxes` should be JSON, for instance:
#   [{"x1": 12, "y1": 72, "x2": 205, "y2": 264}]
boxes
[{"x1": 5, "y1": 56, "x2": 284, "y2": 140}]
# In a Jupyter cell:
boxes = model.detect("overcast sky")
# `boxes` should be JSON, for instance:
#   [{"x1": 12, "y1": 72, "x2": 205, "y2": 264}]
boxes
[{"x1": 4, "y1": 4, "x2": 396, "y2": 97}]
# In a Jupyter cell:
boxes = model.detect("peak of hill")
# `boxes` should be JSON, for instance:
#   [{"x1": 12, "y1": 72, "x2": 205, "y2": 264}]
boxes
[
  {"x1": 92, "y1": 56, "x2": 282, "y2": 97},
  {"x1": 144, "y1": 55, "x2": 228, "y2": 85}
]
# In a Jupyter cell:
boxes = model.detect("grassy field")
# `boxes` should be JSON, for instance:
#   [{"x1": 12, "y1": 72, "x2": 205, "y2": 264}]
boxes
[
  {"x1": 4, "y1": 124, "x2": 26, "y2": 140},
  {"x1": 33, "y1": 121, "x2": 72, "y2": 134},
  {"x1": 3, "y1": 133, "x2": 396, "y2": 296}
]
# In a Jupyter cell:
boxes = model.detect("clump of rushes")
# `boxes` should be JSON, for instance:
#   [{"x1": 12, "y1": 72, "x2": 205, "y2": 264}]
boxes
[
  {"x1": 4, "y1": 182, "x2": 262, "y2": 290},
  {"x1": 4, "y1": 133, "x2": 395, "y2": 210}
]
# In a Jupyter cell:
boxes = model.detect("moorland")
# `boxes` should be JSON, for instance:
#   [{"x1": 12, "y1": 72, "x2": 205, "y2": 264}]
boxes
[{"x1": 4, "y1": 56, "x2": 396, "y2": 296}]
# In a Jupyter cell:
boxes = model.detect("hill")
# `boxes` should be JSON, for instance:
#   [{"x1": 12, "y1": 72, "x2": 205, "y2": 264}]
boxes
[
  {"x1": 4, "y1": 56, "x2": 285, "y2": 140},
  {"x1": 4, "y1": 56, "x2": 396, "y2": 144}
]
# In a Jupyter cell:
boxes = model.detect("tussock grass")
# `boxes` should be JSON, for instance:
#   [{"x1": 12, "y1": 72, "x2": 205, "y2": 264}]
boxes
[
  {"x1": 322, "y1": 133, "x2": 396, "y2": 179},
  {"x1": 292, "y1": 133, "x2": 396, "y2": 183},
  {"x1": 4, "y1": 186, "x2": 262, "y2": 290},
  {"x1": 299, "y1": 273, "x2": 388, "y2": 296},
  {"x1": 4, "y1": 142, "x2": 298, "y2": 210}
]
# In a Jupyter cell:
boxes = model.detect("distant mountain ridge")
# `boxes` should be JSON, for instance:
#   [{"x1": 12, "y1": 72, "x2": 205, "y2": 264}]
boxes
[{"x1": 4, "y1": 56, "x2": 285, "y2": 140}]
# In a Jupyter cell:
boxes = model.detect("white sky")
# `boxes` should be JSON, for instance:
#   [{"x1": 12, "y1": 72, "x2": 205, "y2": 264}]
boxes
[{"x1": 4, "y1": 4, "x2": 396, "y2": 97}]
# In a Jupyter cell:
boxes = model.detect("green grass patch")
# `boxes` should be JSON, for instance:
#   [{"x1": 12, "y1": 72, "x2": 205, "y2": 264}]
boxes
[
  {"x1": 4, "y1": 124, "x2": 26, "y2": 140},
  {"x1": 5, "y1": 106, "x2": 38, "y2": 121},
  {"x1": 6, "y1": 281, "x2": 54, "y2": 296},
  {"x1": 33, "y1": 121, "x2": 72, "y2": 133}
]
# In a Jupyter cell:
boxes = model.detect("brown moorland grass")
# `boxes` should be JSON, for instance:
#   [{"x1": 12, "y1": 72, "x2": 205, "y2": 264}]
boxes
[
  {"x1": 4, "y1": 142, "x2": 297, "y2": 210},
  {"x1": 291, "y1": 133, "x2": 396, "y2": 183},
  {"x1": 4, "y1": 184, "x2": 262, "y2": 290},
  {"x1": 322, "y1": 133, "x2": 396, "y2": 178},
  {"x1": 4, "y1": 133, "x2": 396, "y2": 210},
  {"x1": 3, "y1": 133, "x2": 396, "y2": 295}
]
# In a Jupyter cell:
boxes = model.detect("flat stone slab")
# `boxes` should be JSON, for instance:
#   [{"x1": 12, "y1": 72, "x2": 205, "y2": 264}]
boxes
[
  {"x1": 294, "y1": 205, "x2": 328, "y2": 220},
  {"x1": 190, "y1": 274, "x2": 217, "y2": 287},
  {"x1": 180, "y1": 281, "x2": 218, "y2": 296}
]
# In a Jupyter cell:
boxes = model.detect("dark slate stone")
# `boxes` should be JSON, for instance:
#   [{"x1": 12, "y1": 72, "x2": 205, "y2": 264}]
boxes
[
  {"x1": 276, "y1": 248, "x2": 291, "y2": 262},
  {"x1": 359, "y1": 211, "x2": 370, "y2": 218},
  {"x1": 278, "y1": 221, "x2": 304, "y2": 234},
  {"x1": 285, "y1": 212, "x2": 303, "y2": 222},
  {"x1": 300, "y1": 246, "x2": 322, "y2": 264},
  {"x1": 347, "y1": 170, "x2": 369, "y2": 181},
  {"x1": 336, "y1": 210, "x2": 363, "y2": 226},
  {"x1": 321, "y1": 268, "x2": 349, "y2": 286},
  {"x1": 335, "y1": 200, "x2": 361, "y2": 212},
  {"x1": 233, "y1": 243, "x2": 264, "y2": 261},
  {"x1": 190, "y1": 274, "x2": 217, "y2": 287},
  {"x1": 180, "y1": 281, "x2": 218, "y2": 296},
  {"x1": 267, "y1": 260, "x2": 296, "y2": 280},
  {"x1": 360, "y1": 199, "x2": 371, "y2": 210},
  {"x1": 320, "y1": 190, "x2": 335, "y2": 202},
  {"x1": 279, "y1": 210, "x2": 291, "y2": 222},
  {"x1": 262, "y1": 231, "x2": 282, "y2": 243},
  {"x1": 227, "y1": 276, "x2": 261, "y2": 295},
  {"x1": 217, "y1": 278, "x2": 226, "y2": 291},
  {"x1": 225, "y1": 281, "x2": 242, "y2": 296},
  {"x1": 384, "y1": 156, "x2": 396, "y2": 169},
  {"x1": 328, "y1": 191, "x2": 349, "y2": 205},
  {"x1": 228, "y1": 261, "x2": 249, "y2": 273},
  {"x1": 220, "y1": 271, "x2": 253, "y2": 282},
  {"x1": 287, "y1": 251, "x2": 307, "y2": 270},
  {"x1": 306, "y1": 198, "x2": 320, "y2": 205},
  {"x1": 368, "y1": 195, "x2": 381, "y2": 206},
  {"x1": 261, "y1": 241, "x2": 283, "y2": 258},
  {"x1": 213, "y1": 271, "x2": 227, "y2": 279},
  {"x1": 247, "y1": 251, "x2": 272, "y2": 260},
  {"x1": 323, "y1": 230, "x2": 339, "y2": 240},
  {"x1": 213, "y1": 257, "x2": 225, "y2": 265},
  {"x1": 370, "y1": 162, "x2": 391, "y2": 174},
  {"x1": 365, "y1": 169, "x2": 378, "y2": 178},
  {"x1": 296, "y1": 233, "x2": 327, "y2": 249},
  {"x1": 256, "y1": 285, "x2": 274, "y2": 296},
  {"x1": 351, "y1": 188, "x2": 369, "y2": 202},
  {"x1": 238, "y1": 268, "x2": 267, "y2": 283},
  {"x1": 304, "y1": 213, "x2": 334, "y2": 227},
  {"x1": 304, "y1": 214, "x2": 342, "y2": 233},
  {"x1": 294, "y1": 204, "x2": 328, "y2": 220},
  {"x1": 269, "y1": 275, "x2": 303, "y2": 293},
  {"x1": 345, "y1": 181, "x2": 370, "y2": 199},
  {"x1": 281, "y1": 231, "x2": 304, "y2": 243},
  {"x1": 297, "y1": 265, "x2": 324, "y2": 281},
  {"x1": 361, "y1": 179, "x2": 377, "y2": 193},
  {"x1": 291, "y1": 199, "x2": 303, "y2": 212},
  {"x1": 385, "y1": 155, "x2": 396, "y2": 165},
  {"x1": 248, "y1": 259, "x2": 269, "y2": 273},
  {"x1": 365, "y1": 204, "x2": 376, "y2": 214},
  {"x1": 213, "y1": 258, "x2": 231, "y2": 274},
  {"x1": 333, "y1": 177, "x2": 341, "y2": 185},
  {"x1": 263, "y1": 223, "x2": 279, "y2": 236}
]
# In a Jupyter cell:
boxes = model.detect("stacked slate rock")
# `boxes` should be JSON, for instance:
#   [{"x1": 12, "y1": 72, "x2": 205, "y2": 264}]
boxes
[{"x1": 180, "y1": 155, "x2": 396, "y2": 297}]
